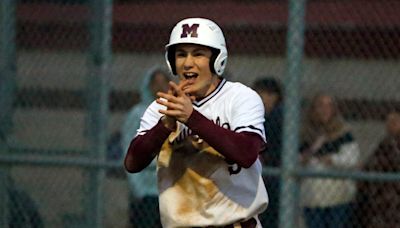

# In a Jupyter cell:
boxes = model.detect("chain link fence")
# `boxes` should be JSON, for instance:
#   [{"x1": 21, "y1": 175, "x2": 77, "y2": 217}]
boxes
[{"x1": 0, "y1": 0, "x2": 399, "y2": 227}]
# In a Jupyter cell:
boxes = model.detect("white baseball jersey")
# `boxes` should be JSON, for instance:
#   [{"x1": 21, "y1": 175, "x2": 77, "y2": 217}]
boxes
[{"x1": 137, "y1": 78, "x2": 269, "y2": 227}]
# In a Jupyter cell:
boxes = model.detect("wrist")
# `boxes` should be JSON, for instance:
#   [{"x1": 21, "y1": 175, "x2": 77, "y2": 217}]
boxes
[{"x1": 161, "y1": 116, "x2": 176, "y2": 131}]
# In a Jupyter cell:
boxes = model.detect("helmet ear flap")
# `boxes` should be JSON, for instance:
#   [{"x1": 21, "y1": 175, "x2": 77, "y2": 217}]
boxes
[
  {"x1": 213, "y1": 51, "x2": 227, "y2": 76},
  {"x1": 209, "y1": 48, "x2": 219, "y2": 75},
  {"x1": 165, "y1": 46, "x2": 177, "y2": 75}
]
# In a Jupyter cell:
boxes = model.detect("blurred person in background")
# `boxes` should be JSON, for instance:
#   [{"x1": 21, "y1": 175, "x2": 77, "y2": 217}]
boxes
[
  {"x1": 252, "y1": 76, "x2": 283, "y2": 228},
  {"x1": 354, "y1": 110, "x2": 400, "y2": 228},
  {"x1": 299, "y1": 93, "x2": 360, "y2": 228},
  {"x1": 121, "y1": 66, "x2": 171, "y2": 228}
]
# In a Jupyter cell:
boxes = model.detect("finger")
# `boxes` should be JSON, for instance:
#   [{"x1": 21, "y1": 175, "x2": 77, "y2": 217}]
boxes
[
  {"x1": 167, "y1": 82, "x2": 175, "y2": 95},
  {"x1": 177, "y1": 80, "x2": 191, "y2": 89},
  {"x1": 158, "y1": 109, "x2": 182, "y2": 117},
  {"x1": 189, "y1": 95, "x2": 196, "y2": 102},
  {"x1": 169, "y1": 81, "x2": 185, "y2": 97},
  {"x1": 156, "y1": 98, "x2": 182, "y2": 110},
  {"x1": 182, "y1": 86, "x2": 196, "y2": 96},
  {"x1": 178, "y1": 81, "x2": 193, "y2": 94},
  {"x1": 157, "y1": 92, "x2": 179, "y2": 103}
]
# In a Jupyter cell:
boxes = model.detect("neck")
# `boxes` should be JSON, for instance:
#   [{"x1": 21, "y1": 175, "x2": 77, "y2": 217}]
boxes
[{"x1": 196, "y1": 76, "x2": 222, "y2": 100}]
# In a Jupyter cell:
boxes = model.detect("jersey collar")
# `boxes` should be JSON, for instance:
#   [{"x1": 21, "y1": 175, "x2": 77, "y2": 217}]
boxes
[{"x1": 192, "y1": 78, "x2": 227, "y2": 107}]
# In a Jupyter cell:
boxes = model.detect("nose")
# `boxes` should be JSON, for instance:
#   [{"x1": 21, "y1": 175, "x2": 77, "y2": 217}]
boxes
[{"x1": 183, "y1": 54, "x2": 194, "y2": 69}]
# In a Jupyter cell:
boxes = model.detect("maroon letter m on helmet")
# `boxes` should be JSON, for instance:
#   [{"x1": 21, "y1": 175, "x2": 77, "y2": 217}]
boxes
[{"x1": 180, "y1": 24, "x2": 200, "y2": 38}]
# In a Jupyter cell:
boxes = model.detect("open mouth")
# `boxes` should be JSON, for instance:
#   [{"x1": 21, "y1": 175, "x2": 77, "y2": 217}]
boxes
[
  {"x1": 182, "y1": 73, "x2": 197, "y2": 91},
  {"x1": 183, "y1": 72, "x2": 198, "y2": 80}
]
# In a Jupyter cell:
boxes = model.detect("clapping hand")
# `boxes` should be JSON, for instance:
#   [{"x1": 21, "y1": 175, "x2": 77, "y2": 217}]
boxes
[{"x1": 156, "y1": 81, "x2": 195, "y2": 126}]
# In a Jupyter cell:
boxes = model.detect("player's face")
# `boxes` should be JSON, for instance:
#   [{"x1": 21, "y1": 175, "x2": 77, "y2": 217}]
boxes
[
  {"x1": 150, "y1": 72, "x2": 170, "y2": 97},
  {"x1": 313, "y1": 95, "x2": 335, "y2": 124},
  {"x1": 386, "y1": 112, "x2": 400, "y2": 137},
  {"x1": 175, "y1": 43, "x2": 220, "y2": 99},
  {"x1": 256, "y1": 90, "x2": 279, "y2": 114}
]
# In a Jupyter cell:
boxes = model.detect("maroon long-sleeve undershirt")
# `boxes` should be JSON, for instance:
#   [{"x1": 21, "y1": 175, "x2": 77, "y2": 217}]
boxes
[
  {"x1": 124, "y1": 120, "x2": 171, "y2": 173},
  {"x1": 124, "y1": 110, "x2": 265, "y2": 173}
]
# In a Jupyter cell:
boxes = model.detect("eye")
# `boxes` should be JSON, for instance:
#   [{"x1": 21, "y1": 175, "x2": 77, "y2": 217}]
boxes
[
  {"x1": 175, "y1": 51, "x2": 187, "y2": 58},
  {"x1": 193, "y1": 50, "x2": 206, "y2": 57}
]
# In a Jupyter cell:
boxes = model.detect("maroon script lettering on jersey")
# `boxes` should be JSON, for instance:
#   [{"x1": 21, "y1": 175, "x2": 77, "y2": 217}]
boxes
[{"x1": 181, "y1": 24, "x2": 199, "y2": 38}]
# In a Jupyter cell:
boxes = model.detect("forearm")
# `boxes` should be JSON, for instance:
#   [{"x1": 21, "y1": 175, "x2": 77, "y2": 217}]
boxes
[
  {"x1": 186, "y1": 110, "x2": 265, "y2": 168},
  {"x1": 124, "y1": 119, "x2": 172, "y2": 173}
]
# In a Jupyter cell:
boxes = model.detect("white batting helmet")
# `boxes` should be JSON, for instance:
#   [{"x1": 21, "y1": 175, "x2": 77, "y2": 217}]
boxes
[{"x1": 165, "y1": 18, "x2": 228, "y2": 76}]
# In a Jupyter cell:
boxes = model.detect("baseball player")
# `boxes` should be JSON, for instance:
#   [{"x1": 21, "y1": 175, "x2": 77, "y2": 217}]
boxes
[{"x1": 124, "y1": 18, "x2": 268, "y2": 228}]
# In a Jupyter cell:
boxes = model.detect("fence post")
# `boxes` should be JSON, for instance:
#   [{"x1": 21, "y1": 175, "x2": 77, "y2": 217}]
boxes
[
  {"x1": 86, "y1": 0, "x2": 112, "y2": 227},
  {"x1": 0, "y1": 0, "x2": 16, "y2": 226},
  {"x1": 0, "y1": 0, "x2": 16, "y2": 144},
  {"x1": 279, "y1": 0, "x2": 306, "y2": 227}
]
